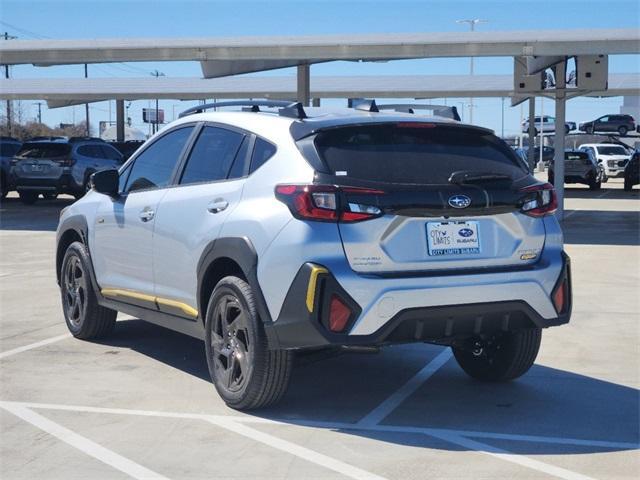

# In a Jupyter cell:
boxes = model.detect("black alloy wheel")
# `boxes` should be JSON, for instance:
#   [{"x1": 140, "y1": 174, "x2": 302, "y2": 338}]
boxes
[
  {"x1": 209, "y1": 294, "x2": 253, "y2": 393},
  {"x1": 62, "y1": 255, "x2": 88, "y2": 330}
]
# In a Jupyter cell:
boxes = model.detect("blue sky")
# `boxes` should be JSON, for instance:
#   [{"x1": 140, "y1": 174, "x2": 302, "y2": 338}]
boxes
[{"x1": 1, "y1": 0, "x2": 638, "y2": 137}]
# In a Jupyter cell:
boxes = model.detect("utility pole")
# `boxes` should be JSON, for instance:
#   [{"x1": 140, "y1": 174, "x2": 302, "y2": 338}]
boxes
[
  {"x1": 150, "y1": 70, "x2": 165, "y2": 134},
  {"x1": 456, "y1": 19, "x2": 487, "y2": 124},
  {"x1": 3, "y1": 32, "x2": 17, "y2": 136},
  {"x1": 501, "y1": 97, "x2": 505, "y2": 138},
  {"x1": 34, "y1": 102, "x2": 43, "y2": 123},
  {"x1": 84, "y1": 64, "x2": 90, "y2": 136}
]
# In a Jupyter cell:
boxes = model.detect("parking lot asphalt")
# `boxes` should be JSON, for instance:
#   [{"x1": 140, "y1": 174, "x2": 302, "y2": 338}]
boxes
[{"x1": 1, "y1": 180, "x2": 638, "y2": 480}]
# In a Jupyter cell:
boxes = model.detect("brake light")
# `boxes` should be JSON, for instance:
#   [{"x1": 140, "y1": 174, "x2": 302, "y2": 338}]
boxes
[
  {"x1": 275, "y1": 184, "x2": 383, "y2": 223},
  {"x1": 520, "y1": 183, "x2": 557, "y2": 217},
  {"x1": 328, "y1": 294, "x2": 352, "y2": 332},
  {"x1": 552, "y1": 269, "x2": 570, "y2": 315},
  {"x1": 56, "y1": 156, "x2": 76, "y2": 167}
]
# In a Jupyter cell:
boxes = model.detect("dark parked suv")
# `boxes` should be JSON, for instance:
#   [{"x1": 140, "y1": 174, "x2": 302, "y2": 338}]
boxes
[
  {"x1": 11, "y1": 138, "x2": 123, "y2": 204},
  {"x1": 0, "y1": 136, "x2": 22, "y2": 199},
  {"x1": 624, "y1": 151, "x2": 639, "y2": 191},
  {"x1": 579, "y1": 114, "x2": 636, "y2": 136}
]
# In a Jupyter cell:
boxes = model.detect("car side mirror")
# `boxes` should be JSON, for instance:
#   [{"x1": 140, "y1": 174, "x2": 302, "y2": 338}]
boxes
[{"x1": 91, "y1": 169, "x2": 119, "y2": 197}]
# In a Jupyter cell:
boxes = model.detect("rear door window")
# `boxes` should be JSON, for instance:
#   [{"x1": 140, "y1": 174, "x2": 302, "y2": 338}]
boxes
[
  {"x1": 179, "y1": 126, "x2": 245, "y2": 185},
  {"x1": 16, "y1": 143, "x2": 71, "y2": 159},
  {"x1": 313, "y1": 123, "x2": 526, "y2": 185}
]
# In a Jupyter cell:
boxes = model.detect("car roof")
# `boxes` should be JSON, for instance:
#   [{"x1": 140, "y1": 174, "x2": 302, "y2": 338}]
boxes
[{"x1": 166, "y1": 107, "x2": 491, "y2": 143}]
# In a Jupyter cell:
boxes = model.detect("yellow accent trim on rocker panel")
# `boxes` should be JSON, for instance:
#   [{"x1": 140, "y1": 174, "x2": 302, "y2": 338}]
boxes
[
  {"x1": 101, "y1": 288, "x2": 199, "y2": 319},
  {"x1": 305, "y1": 265, "x2": 328, "y2": 313}
]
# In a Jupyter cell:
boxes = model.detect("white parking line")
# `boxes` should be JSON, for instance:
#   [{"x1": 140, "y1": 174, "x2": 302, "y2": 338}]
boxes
[
  {"x1": 431, "y1": 431, "x2": 597, "y2": 480},
  {"x1": 4, "y1": 400, "x2": 637, "y2": 450},
  {"x1": 206, "y1": 417, "x2": 389, "y2": 480},
  {"x1": 356, "y1": 348, "x2": 452, "y2": 426},
  {"x1": 0, "y1": 333, "x2": 71, "y2": 360},
  {"x1": 0, "y1": 402, "x2": 170, "y2": 480},
  {"x1": 3, "y1": 400, "x2": 636, "y2": 480}
]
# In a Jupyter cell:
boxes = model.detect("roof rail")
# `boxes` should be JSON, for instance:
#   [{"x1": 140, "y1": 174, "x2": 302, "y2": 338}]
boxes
[
  {"x1": 377, "y1": 103, "x2": 461, "y2": 121},
  {"x1": 178, "y1": 100, "x2": 307, "y2": 119}
]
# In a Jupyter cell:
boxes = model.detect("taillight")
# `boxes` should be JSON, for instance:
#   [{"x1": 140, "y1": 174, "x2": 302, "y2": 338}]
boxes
[
  {"x1": 328, "y1": 294, "x2": 352, "y2": 332},
  {"x1": 520, "y1": 183, "x2": 557, "y2": 217},
  {"x1": 552, "y1": 263, "x2": 571, "y2": 315},
  {"x1": 56, "y1": 156, "x2": 75, "y2": 167},
  {"x1": 275, "y1": 184, "x2": 383, "y2": 223}
]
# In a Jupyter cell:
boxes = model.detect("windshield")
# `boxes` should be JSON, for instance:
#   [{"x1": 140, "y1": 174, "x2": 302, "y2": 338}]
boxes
[
  {"x1": 314, "y1": 123, "x2": 526, "y2": 185},
  {"x1": 596, "y1": 146, "x2": 627, "y2": 156},
  {"x1": 0, "y1": 143, "x2": 21, "y2": 157},
  {"x1": 16, "y1": 143, "x2": 71, "y2": 159}
]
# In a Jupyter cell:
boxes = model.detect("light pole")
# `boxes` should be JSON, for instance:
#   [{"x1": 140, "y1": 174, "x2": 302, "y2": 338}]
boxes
[
  {"x1": 3, "y1": 32, "x2": 17, "y2": 135},
  {"x1": 33, "y1": 102, "x2": 43, "y2": 124},
  {"x1": 150, "y1": 70, "x2": 165, "y2": 133},
  {"x1": 84, "y1": 64, "x2": 90, "y2": 136},
  {"x1": 456, "y1": 18, "x2": 487, "y2": 124}
]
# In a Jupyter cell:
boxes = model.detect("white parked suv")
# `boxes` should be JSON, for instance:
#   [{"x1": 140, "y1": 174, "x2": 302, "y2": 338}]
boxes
[
  {"x1": 579, "y1": 143, "x2": 632, "y2": 179},
  {"x1": 56, "y1": 100, "x2": 572, "y2": 409},
  {"x1": 522, "y1": 115, "x2": 576, "y2": 135}
]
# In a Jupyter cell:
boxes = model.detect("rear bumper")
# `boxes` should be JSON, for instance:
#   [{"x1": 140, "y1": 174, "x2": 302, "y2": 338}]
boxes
[
  {"x1": 14, "y1": 173, "x2": 79, "y2": 194},
  {"x1": 268, "y1": 252, "x2": 571, "y2": 350}
]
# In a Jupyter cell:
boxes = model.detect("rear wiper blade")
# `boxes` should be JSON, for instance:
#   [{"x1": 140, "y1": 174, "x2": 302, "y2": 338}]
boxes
[{"x1": 448, "y1": 171, "x2": 512, "y2": 185}]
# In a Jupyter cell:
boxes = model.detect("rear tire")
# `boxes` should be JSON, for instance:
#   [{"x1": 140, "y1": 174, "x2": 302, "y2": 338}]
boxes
[
  {"x1": 205, "y1": 276, "x2": 293, "y2": 410},
  {"x1": 60, "y1": 241, "x2": 116, "y2": 339},
  {"x1": 19, "y1": 191, "x2": 38, "y2": 205},
  {"x1": 42, "y1": 193, "x2": 58, "y2": 200},
  {"x1": 624, "y1": 177, "x2": 633, "y2": 191},
  {"x1": 589, "y1": 180, "x2": 601, "y2": 190},
  {"x1": 618, "y1": 126, "x2": 628, "y2": 136},
  {"x1": 452, "y1": 328, "x2": 542, "y2": 381}
]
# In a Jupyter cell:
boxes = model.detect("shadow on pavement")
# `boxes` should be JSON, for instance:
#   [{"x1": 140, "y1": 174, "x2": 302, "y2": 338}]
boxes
[
  {"x1": 98, "y1": 319, "x2": 640, "y2": 456},
  {"x1": 0, "y1": 196, "x2": 74, "y2": 232},
  {"x1": 563, "y1": 210, "x2": 640, "y2": 245}
]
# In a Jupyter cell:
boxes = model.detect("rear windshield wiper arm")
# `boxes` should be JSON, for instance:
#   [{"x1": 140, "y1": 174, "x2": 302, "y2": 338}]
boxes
[{"x1": 448, "y1": 171, "x2": 512, "y2": 185}]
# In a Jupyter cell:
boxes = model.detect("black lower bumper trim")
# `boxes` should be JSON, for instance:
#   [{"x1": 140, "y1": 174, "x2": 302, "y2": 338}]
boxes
[{"x1": 268, "y1": 255, "x2": 571, "y2": 350}]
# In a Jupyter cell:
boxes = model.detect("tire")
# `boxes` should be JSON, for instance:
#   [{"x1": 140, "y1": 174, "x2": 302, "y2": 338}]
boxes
[
  {"x1": 60, "y1": 241, "x2": 117, "y2": 339},
  {"x1": 205, "y1": 276, "x2": 293, "y2": 410},
  {"x1": 0, "y1": 173, "x2": 7, "y2": 199},
  {"x1": 19, "y1": 191, "x2": 38, "y2": 205},
  {"x1": 42, "y1": 193, "x2": 58, "y2": 200},
  {"x1": 624, "y1": 177, "x2": 633, "y2": 191},
  {"x1": 618, "y1": 126, "x2": 628, "y2": 136},
  {"x1": 452, "y1": 328, "x2": 542, "y2": 382},
  {"x1": 589, "y1": 179, "x2": 601, "y2": 190}
]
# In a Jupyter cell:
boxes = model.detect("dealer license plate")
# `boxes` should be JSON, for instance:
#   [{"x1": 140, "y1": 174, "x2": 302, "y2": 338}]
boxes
[{"x1": 426, "y1": 221, "x2": 480, "y2": 256}]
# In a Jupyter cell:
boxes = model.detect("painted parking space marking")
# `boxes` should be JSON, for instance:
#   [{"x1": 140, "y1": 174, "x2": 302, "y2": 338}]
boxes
[
  {"x1": 0, "y1": 333, "x2": 71, "y2": 360},
  {"x1": 206, "y1": 416, "x2": 389, "y2": 480},
  {"x1": 0, "y1": 401, "x2": 170, "y2": 480},
  {"x1": 356, "y1": 348, "x2": 452, "y2": 426}
]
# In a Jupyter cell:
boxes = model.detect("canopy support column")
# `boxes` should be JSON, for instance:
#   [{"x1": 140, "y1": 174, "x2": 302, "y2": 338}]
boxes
[
  {"x1": 528, "y1": 97, "x2": 536, "y2": 171},
  {"x1": 297, "y1": 64, "x2": 310, "y2": 106},
  {"x1": 116, "y1": 99, "x2": 125, "y2": 142},
  {"x1": 553, "y1": 61, "x2": 567, "y2": 220}
]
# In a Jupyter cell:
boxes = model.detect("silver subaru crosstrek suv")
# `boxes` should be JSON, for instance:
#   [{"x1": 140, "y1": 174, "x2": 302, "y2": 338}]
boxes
[{"x1": 56, "y1": 100, "x2": 571, "y2": 410}]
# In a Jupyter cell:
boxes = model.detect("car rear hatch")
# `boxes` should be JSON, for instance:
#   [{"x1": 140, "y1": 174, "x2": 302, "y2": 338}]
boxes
[
  {"x1": 563, "y1": 151, "x2": 593, "y2": 176},
  {"x1": 13, "y1": 143, "x2": 71, "y2": 180},
  {"x1": 298, "y1": 122, "x2": 554, "y2": 274}
]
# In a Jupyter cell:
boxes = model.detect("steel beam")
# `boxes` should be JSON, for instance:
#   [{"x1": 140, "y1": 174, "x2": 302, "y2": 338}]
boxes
[
  {"x1": 297, "y1": 64, "x2": 310, "y2": 106},
  {"x1": 553, "y1": 61, "x2": 567, "y2": 220},
  {"x1": 116, "y1": 99, "x2": 125, "y2": 142}
]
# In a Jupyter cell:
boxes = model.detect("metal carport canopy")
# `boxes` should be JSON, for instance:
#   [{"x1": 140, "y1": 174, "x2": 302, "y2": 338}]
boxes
[
  {"x1": 0, "y1": 29, "x2": 638, "y2": 73},
  {"x1": 0, "y1": 73, "x2": 637, "y2": 108}
]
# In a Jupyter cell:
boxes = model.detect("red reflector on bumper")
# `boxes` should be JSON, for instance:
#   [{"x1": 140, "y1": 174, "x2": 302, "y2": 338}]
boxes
[{"x1": 329, "y1": 295, "x2": 351, "y2": 332}]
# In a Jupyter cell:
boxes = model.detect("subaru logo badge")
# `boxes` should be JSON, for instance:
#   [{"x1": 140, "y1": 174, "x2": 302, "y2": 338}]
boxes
[
  {"x1": 448, "y1": 195, "x2": 471, "y2": 209},
  {"x1": 458, "y1": 228, "x2": 474, "y2": 237}
]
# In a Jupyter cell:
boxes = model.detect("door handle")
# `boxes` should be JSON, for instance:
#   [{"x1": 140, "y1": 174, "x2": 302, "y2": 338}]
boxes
[
  {"x1": 207, "y1": 199, "x2": 229, "y2": 214},
  {"x1": 139, "y1": 207, "x2": 155, "y2": 222}
]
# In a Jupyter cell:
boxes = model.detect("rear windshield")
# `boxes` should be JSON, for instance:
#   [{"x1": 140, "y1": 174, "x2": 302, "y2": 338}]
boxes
[
  {"x1": 596, "y1": 146, "x2": 627, "y2": 156},
  {"x1": 565, "y1": 152, "x2": 589, "y2": 161},
  {"x1": 16, "y1": 143, "x2": 71, "y2": 159},
  {"x1": 314, "y1": 123, "x2": 525, "y2": 184},
  {"x1": 0, "y1": 143, "x2": 21, "y2": 157}
]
